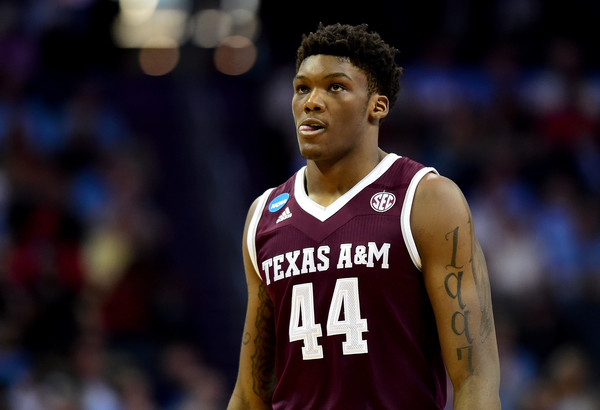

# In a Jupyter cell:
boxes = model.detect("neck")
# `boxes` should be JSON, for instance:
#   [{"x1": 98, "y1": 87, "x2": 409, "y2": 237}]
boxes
[{"x1": 305, "y1": 148, "x2": 387, "y2": 207}]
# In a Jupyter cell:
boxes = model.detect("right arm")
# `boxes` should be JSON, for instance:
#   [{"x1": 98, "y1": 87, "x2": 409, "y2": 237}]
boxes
[{"x1": 228, "y1": 198, "x2": 276, "y2": 409}]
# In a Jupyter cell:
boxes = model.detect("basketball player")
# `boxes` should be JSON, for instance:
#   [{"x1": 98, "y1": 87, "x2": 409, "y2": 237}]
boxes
[{"x1": 228, "y1": 23, "x2": 500, "y2": 409}]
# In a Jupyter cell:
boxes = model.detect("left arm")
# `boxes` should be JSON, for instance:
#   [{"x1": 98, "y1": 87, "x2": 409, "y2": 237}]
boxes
[{"x1": 411, "y1": 173, "x2": 501, "y2": 409}]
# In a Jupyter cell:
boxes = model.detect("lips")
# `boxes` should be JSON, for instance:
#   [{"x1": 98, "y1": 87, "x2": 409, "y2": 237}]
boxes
[
  {"x1": 298, "y1": 118, "x2": 326, "y2": 134},
  {"x1": 299, "y1": 124, "x2": 324, "y2": 132}
]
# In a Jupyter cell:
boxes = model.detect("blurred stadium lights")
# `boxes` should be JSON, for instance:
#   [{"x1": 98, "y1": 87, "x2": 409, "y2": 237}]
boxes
[
  {"x1": 117, "y1": 0, "x2": 160, "y2": 25},
  {"x1": 191, "y1": 9, "x2": 233, "y2": 48},
  {"x1": 220, "y1": 0, "x2": 260, "y2": 13},
  {"x1": 112, "y1": 0, "x2": 261, "y2": 76},
  {"x1": 139, "y1": 36, "x2": 181, "y2": 76},
  {"x1": 214, "y1": 35, "x2": 257, "y2": 75},
  {"x1": 112, "y1": 0, "x2": 189, "y2": 48}
]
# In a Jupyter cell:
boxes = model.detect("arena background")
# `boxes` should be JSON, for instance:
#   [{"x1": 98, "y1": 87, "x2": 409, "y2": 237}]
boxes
[{"x1": 0, "y1": 0, "x2": 599, "y2": 408}]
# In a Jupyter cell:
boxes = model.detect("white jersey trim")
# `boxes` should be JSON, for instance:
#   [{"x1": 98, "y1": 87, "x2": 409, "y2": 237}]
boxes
[
  {"x1": 400, "y1": 167, "x2": 439, "y2": 271},
  {"x1": 294, "y1": 153, "x2": 400, "y2": 222},
  {"x1": 247, "y1": 188, "x2": 274, "y2": 280}
]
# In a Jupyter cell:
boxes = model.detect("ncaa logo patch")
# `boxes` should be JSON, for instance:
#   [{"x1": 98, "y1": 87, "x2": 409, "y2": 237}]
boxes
[
  {"x1": 370, "y1": 192, "x2": 396, "y2": 212},
  {"x1": 268, "y1": 193, "x2": 290, "y2": 213}
]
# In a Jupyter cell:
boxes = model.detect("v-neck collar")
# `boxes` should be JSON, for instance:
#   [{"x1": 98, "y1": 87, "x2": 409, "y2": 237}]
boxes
[{"x1": 294, "y1": 153, "x2": 400, "y2": 222}]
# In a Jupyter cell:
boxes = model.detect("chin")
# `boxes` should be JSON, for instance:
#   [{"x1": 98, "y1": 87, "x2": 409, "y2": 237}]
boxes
[
  {"x1": 300, "y1": 151, "x2": 320, "y2": 161},
  {"x1": 298, "y1": 142, "x2": 322, "y2": 161}
]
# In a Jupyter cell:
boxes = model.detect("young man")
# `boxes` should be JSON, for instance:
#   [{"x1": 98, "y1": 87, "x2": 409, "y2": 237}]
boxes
[{"x1": 228, "y1": 23, "x2": 500, "y2": 409}]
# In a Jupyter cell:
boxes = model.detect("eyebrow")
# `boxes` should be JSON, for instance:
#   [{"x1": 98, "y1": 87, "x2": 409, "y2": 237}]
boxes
[{"x1": 294, "y1": 72, "x2": 353, "y2": 82}]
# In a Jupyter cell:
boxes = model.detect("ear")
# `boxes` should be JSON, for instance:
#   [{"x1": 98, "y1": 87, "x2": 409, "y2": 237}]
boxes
[{"x1": 369, "y1": 95, "x2": 389, "y2": 123}]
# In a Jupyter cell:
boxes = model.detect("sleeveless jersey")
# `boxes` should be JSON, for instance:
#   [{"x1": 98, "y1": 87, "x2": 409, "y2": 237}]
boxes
[{"x1": 247, "y1": 154, "x2": 446, "y2": 409}]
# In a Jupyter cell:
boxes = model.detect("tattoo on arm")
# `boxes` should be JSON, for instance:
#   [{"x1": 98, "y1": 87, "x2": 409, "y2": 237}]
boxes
[
  {"x1": 451, "y1": 310, "x2": 473, "y2": 344},
  {"x1": 462, "y1": 194, "x2": 494, "y2": 342},
  {"x1": 445, "y1": 227, "x2": 463, "y2": 270},
  {"x1": 471, "y1": 238, "x2": 494, "y2": 341},
  {"x1": 457, "y1": 345, "x2": 474, "y2": 373},
  {"x1": 250, "y1": 282, "x2": 276, "y2": 402},
  {"x1": 445, "y1": 226, "x2": 474, "y2": 373},
  {"x1": 444, "y1": 270, "x2": 466, "y2": 309},
  {"x1": 443, "y1": 195, "x2": 495, "y2": 373}
]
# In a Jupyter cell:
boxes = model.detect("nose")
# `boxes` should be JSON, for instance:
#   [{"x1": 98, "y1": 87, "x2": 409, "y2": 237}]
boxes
[{"x1": 304, "y1": 89, "x2": 325, "y2": 112}]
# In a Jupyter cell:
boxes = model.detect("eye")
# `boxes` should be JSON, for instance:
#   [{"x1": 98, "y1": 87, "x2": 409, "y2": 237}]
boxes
[
  {"x1": 295, "y1": 84, "x2": 310, "y2": 94},
  {"x1": 329, "y1": 83, "x2": 345, "y2": 92}
]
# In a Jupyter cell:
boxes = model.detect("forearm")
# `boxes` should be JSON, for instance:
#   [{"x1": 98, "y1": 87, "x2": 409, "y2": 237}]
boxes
[
  {"x1": 228, "y1": 312, "x2": 276, "y2": 409},
  {"x1": 227, "y1": 391, "x2": 251, "y2": 410},
  {"x1": 227, "y1": 389, "x2": 271, "y2": 410},
  {"x1": 228, "y1": 328, "x2": 275, "y2": 410},
  {"x1": 453, "y1": 373, "x2": 501, "y2": 409},
  {"x1": 229, "y1": 277, "x2": 276, "y2": 409}
]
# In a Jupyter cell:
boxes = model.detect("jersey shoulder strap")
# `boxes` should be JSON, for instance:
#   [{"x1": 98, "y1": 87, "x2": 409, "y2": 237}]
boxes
[
  {"x1": 400, "y1": 166, "x2": 438, "y2": 271},
  {"x1": 246, "y1": 188, "x2": 274, "y2": 278}
]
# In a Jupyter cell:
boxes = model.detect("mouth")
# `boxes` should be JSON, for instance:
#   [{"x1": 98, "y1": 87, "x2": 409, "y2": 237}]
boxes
[{"x1": 298, "y1": 119, "x2": 327, "y2": 136}]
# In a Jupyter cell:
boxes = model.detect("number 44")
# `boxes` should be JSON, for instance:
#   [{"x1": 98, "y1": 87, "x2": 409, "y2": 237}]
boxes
[{"x1": 289, "y1": 277, "x2": 368, "y2": 360}]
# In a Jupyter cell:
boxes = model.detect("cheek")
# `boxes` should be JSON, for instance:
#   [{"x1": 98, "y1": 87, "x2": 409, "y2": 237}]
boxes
[
  {"x1": 336, "y1": 103, "x2": 368, "y2": 128},
  {"x1": 291, "y1": 99, "x2": 303, "y2": 119}
]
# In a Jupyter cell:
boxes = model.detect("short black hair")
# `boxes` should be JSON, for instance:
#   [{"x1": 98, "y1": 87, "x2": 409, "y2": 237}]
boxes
[{"x1": 296, "y1": 23, "x2": 403, "y2": 109}]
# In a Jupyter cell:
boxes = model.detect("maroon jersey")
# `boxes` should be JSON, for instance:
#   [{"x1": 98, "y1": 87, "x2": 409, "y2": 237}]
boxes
[{"x1": 247, "y1": 154, "x2": 446, "y2": 409}]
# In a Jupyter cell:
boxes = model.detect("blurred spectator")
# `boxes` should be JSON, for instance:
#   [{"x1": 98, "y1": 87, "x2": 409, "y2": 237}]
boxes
[
  {"x1": 518, "y1": 346, "x2": 600, "y2": 410},
  {"x1": 116, "y1": 365, "x2": 158, "y2": 410},
  {"x1": 545, "y1": 346, "x2": 600, "y2": 410},
  {"x1": 496, "y1": 315, "x2": 537, "y2": 410},
  {"x1": 72, "y1": 335, "x2": 121, "y2": 410},
  {"x1": 471, "y1": 169, "x2": 545, "y2": 299},
  {"x1": 159, "y1": 342, "x2": 227, "y2": 410}
]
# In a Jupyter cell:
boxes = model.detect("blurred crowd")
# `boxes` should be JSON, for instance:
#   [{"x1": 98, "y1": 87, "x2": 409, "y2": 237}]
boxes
[
  {"x1": 0, "y1": 1, "x2": 599, "y2": 410},
  {"x1": 0, "y1": 1, "x2": 231, "y2": 409}
]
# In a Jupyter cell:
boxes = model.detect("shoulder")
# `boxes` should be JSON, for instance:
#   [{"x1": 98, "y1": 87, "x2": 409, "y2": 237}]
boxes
[
  {"x1": 410, "y1": 173, "x2": 472, "y2": 254},
  {"x1": 242, "y1": 191, "x2": 274, "y2": 284},
  {"x1": 242, "y1": 170, "x2": 298, "y2": 272},
  {"x1": 243, "y1": 189, "x2": 275, "y2": 249},
  {"x1": 414, "y1": 173, "x2": 465, "y2": 207},
  {"x1": 245, "y1": 190, "x2": 270, "y2": 225}
]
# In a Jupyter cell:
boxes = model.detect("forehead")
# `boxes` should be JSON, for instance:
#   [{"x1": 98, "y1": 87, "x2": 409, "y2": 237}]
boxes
[{"x1": 295, "y1": 54, "x2": 366, "y2": 82}]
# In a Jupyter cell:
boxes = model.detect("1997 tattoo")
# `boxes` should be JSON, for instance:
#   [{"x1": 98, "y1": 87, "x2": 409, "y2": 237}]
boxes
[
  {"x1": 443, "y1": 197, "x2": 494, "y2": 373},
  {"x1": 444, "y1": 226, "x2": 474, "y2": 373}
]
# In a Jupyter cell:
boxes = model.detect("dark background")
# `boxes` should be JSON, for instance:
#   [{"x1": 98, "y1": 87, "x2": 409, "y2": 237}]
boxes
[{"x1": 0, "y1": 0, "x2": 599, "y2": 408}]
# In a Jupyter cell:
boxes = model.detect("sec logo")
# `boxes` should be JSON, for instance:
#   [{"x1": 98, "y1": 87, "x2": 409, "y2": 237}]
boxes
[{"x1": 370, "y1": 192, "x2": 396, "y2": 212}]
